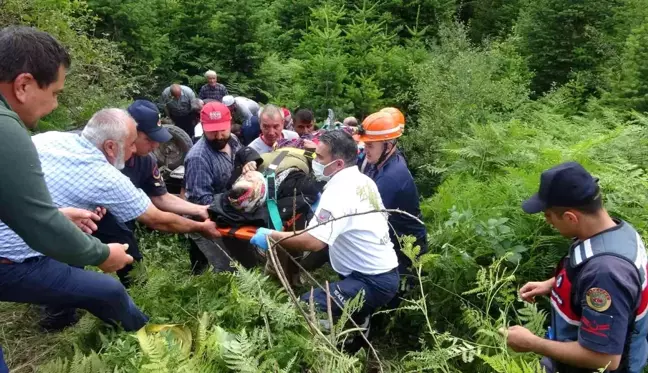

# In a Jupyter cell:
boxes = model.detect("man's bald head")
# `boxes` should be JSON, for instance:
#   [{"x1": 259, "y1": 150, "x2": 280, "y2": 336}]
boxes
[{"x1": 170, "y1": 84, "x2": 182, "y2": 99}]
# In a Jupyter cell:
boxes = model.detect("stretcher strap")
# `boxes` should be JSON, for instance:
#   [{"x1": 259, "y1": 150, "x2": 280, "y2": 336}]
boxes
[{"x1": 265, "y1": 151, "x2": 289, "y2": 231}]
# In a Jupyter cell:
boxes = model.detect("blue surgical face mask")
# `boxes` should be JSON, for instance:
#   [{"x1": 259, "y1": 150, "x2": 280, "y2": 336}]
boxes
[{"x1": 312, "y1": 159, "x2": 338, "y2": 182}]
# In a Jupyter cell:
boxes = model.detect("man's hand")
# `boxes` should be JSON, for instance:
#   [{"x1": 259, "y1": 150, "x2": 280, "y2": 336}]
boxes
[
  {"x1": 520, "y1": 278, "x2": 554, "y2": 303},
  {"x1": 500, "y1": 325, "x2": 539, "y2": 353},
  {"x1": 251, "y1": 228, "x2": 273, "y2": 252},
  {"x1": 59, "y1": 207, "x2": 103, "y2": 234},
  {"x1": 303, "y1": 139, "x2": 317, "y2": 150},
  {"x1": 98, "y1": 243, "x2": 133, "y2": 273},
  {"x1": 199, "y1": 219, "x2": 222, "y2": 239},
  {"x1": 242, "y1": 161, "x2": 257, "y2": 174},
  {"x1": 196, "y1": 205, "x2": 209, "y2": 220}
]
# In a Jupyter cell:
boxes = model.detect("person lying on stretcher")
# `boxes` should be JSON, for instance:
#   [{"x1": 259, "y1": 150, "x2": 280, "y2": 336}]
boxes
[{"x1": 189, "y1": 146, "x2": 325, "y2": 278}]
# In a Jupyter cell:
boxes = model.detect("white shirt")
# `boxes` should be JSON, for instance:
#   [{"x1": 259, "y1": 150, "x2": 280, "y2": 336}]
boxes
[
  {"x1": 248, "y1": 130, "x2": 299, "y2": 154},
  {"x1": 0, "y1": 131, "x2": 151, "y2": 262},
  {"x1": 307, "y1": 166, "x2": 398, "y2": 276}
]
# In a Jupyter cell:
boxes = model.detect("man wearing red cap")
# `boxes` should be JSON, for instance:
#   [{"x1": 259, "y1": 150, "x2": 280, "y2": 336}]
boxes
[{"x1": 184, "y1": 102, "x2": 257, "y2": 272}]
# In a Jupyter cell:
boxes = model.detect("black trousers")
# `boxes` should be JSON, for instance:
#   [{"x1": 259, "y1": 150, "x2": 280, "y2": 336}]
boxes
[
  {"x1": 170, "y1": 113, "x2": 196, "y2": 138},
  {"x1": 92, "y1": 212, "x2": 141, "y2": 287}
]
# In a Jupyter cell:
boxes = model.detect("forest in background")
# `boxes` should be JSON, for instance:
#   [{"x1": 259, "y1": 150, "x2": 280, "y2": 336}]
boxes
[{"x1": 1, "y1": 0, "x2": 648, "y2": 372}]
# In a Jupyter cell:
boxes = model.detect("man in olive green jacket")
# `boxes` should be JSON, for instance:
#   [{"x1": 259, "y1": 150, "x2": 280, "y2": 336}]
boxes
[{"x1": 0, "y1": 26, "x2": 140, "y2": 371}]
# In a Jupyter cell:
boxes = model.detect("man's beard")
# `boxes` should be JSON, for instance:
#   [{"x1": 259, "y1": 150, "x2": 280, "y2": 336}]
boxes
[
  {"x1": 111, "y1": 143, "x2": 126, "y2": 170},
  {"x1": 207, "y1": 136, "x2": 230, "y2": 151}
]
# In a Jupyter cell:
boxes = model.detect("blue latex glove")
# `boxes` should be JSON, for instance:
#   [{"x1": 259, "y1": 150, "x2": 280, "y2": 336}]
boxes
[
  {"x1": 311, "y1": 193, "x2": 322, "y2": 213},
  {"x1": 251, "y1": 227, "x2": 272, "y2": 252}
]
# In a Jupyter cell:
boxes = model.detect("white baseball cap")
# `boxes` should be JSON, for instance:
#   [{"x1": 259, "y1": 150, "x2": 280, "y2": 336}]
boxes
[{"x1": 222, "y1": 95, "x2": 235, "y2": 107}]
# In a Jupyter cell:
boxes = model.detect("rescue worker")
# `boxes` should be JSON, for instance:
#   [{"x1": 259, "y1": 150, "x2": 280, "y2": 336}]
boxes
[
  {"x1": 248, "y1": 104, "x2": 299, "y2": 154},
  {"x1": 503, "y1": 162, "x2": 648, "y2": 373},
  {"x1": 93, "y1": 100, "x2": 210, "y2": 286},
  {"x1": 198, "y1": 70, "x2": 228, "y2": 102},
  {"x1": 159, "y1": 83, "x2": 198, "y2": 138},
  {"x1": 357, "y1": 111, "x2": 427, "y2": 275},
  {"x1": 0, "y1": 26, "x2": 132, "y2": 369},
  {"x1": 184, "y1": 101, "x2": 258, "y2": 273},
  {"x1": 250, "y1": 130, "x2": 399, "y2": 326}
]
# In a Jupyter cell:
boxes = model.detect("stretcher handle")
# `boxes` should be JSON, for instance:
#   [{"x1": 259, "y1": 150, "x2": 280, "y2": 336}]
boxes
[
  {"x1": 216, "y1": 226, "x2": 257, "y2": 241},
  {"x1": 215, "y1": 213, "x2": 304, "y2": 241}
]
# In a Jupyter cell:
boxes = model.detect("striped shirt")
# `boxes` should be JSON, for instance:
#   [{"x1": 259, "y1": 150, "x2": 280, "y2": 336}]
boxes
[
  {"x1": 184, "y1": 135, "x2": 242, "y2": 205},
  {"x1": 0, "y1": 132, "x2": 151, "y2": 262}
]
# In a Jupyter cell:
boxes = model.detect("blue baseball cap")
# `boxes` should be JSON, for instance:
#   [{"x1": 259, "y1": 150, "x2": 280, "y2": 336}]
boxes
[
  {"x1": 522, "y1": 162, "x2": 600, "y2": 214},
  {"x1": 127, "y1": 100, "x2": 172, "y2": 143}
]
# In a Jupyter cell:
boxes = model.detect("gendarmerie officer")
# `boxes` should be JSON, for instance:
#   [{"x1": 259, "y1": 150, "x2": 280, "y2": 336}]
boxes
[{"x1": 504, "y1": 162, "x2": 648, "y2": 373}]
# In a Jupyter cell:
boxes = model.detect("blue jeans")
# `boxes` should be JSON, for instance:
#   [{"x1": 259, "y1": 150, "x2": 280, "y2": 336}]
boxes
[
  {"x1": 0, "y1": 256, "x2": 148, "y2": 331},
  {"x1": 301, "y1": 268, "x2": 399, "y2": 320},
  {"x1": 0, "y1": 346, "x2": 7, "y2": 373}
]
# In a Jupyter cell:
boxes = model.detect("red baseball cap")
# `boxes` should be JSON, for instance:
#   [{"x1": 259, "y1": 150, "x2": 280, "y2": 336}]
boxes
[{"x1": 201, "y1": 101, "x2": 231, "y2": 131}]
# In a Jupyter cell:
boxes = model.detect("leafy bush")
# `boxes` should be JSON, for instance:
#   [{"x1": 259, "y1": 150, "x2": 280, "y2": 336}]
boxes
[
  {"x1": 401, "y1": 23, "x2": 531, "y2": 194},
  {"x1": 1, "y1": 0, "x2": 131, "y2": 130}
]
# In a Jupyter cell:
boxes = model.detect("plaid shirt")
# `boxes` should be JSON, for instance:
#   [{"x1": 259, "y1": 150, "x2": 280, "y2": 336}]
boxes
[
  {"x1": 184, "y1": 135, "x2": 242, "y2": 205},
  {"x1": 0, "y1": 132, "x2": 151, "y2": 262},
  {"x1": 198, "y1": 83, "x2": 228, "y2": 102}
]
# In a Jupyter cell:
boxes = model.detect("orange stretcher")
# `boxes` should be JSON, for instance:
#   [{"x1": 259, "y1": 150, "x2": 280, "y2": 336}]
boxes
[
  {"x1": 216, "y1": 226, "x2": 258, "y2": 241},
  {"x1": 215, "y1": 212, "x2": 304, "y2": 241}
]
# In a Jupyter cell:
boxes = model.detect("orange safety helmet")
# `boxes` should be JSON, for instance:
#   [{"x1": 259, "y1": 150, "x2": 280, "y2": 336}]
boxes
[
  {"x1": 354, "y1": 111, "x2": 402, "y2": 143},
  {"x1": 380, "y1": 107, "x2": 405, "y2": 130}
]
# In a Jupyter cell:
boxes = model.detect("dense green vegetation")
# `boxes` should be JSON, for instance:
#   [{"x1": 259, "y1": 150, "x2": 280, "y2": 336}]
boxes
[{"x1": 1, "y1": 0, "x2": 648, "y2": 371}]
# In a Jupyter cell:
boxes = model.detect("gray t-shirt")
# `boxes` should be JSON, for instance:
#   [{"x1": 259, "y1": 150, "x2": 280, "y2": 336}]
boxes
[{"x1": 248, "y1": 130, "x2": 299, "y2": 154}]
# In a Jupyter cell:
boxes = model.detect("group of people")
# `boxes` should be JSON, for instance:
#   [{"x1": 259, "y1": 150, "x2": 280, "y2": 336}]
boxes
[{"x1": 0, "y1": 25, "x2": 647, "y2": 373}]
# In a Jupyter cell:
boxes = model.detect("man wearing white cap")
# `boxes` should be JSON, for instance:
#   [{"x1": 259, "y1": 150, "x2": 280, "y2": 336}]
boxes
[{"x1": 222, "y1": 95, "x2": 259, "y2": 126}]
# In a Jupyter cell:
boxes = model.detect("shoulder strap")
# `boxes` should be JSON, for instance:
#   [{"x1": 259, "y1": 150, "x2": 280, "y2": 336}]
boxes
[{"x1": 264, "y1": 151, "x2": 290, "y2": 230}]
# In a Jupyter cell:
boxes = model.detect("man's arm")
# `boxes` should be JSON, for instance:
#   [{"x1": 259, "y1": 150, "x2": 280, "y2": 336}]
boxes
[
  {"x1": 151, "y1": 193, "x2": 208, "y2": 219},
  {"x1": 534, "y1": 338, "x2": 619, "y2": 370},
  {"x1": 184, "y1": 156, "x2": 216, "y2": 205},
  {"x1": 269, "y1": 230, "x2": 327, "y2": 252},
  {"x1": 505, "y1": 328, "x2": 620, "y2": 370},
  {"x1": 137, "y1": 203, "x2": 218, "y2": 238},
  {"x1": 0, "y1": 116, "x2": 109, "y2": 266}
]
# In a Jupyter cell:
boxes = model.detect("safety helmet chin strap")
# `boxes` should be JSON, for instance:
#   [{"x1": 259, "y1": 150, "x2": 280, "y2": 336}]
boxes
[{"x1": 376, "y1": 140, "x2": 397, "y2": 168}]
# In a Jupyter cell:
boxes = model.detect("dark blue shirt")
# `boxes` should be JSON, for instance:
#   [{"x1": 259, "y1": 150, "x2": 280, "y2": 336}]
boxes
[
  {"x1": 122, "y1": 154, "x2": 167, "y2": 198},
  {"x1": 184, "y1": 136, "x2": 242, "y2": 205},
  {"x1": 364, "y1": 151, "x2": 427, "y2": 246},
  {"x1": 550, "y1": 221, "x2": 648, "y2": 373}
]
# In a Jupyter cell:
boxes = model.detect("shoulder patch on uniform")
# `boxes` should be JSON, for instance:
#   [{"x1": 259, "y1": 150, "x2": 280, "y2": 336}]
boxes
[
  {"x1": 153, "y1": 165, "x2": 161, "y2": 179},
  {"x1": 579, "y1": 307, "x2": 613, "y2": 345},
  {"x1": 317, "y1": 209, "x2": 332, "y2": 223},
  {"x1": 586, "y1": 287, "x2": 612, "y2": 312}
]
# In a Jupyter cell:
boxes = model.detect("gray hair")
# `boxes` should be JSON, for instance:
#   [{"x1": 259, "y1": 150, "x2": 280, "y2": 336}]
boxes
[
  {"x1": 81, "y1": 108, "x2": 135, "y2": 148},
  {"x1": 259, "y1": 104, "x2": 284, "y2": 122},
  {"x1": 205, "y1": 70, "x2": 217, "y2": 78},
  {"x1": 319, "y1": 130, "x2": 358, "y2": 167}
]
